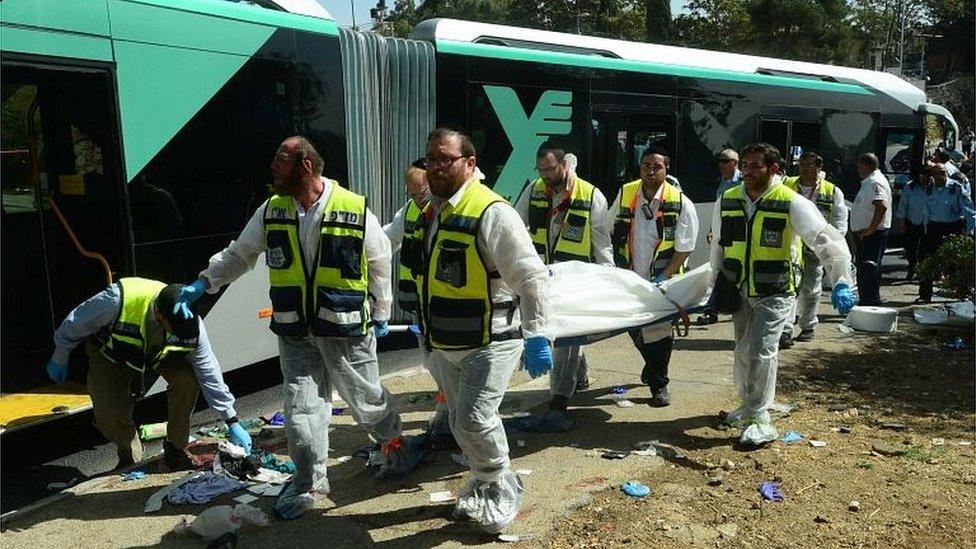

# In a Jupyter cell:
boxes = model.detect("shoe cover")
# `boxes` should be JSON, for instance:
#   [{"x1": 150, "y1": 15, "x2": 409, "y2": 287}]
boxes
[
  {"x1": 274, "y1": 482, "x2": 320, "y2": 520},
  {"x1": 374, "y1": 436, "x2": 421, "y2": 480},
  {"x1": 453, "y1": 471, "x2": 525, "y2": 534},
  {"x1": 739, "y1": 412, "x2": 777, "y2": 446},
  {"x1": 721, "y1": 406, "x2": 749, "y2": 428}
]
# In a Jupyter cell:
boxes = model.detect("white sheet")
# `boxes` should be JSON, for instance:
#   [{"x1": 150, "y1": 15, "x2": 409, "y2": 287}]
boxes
[{"x1": 547, "y1": 261, "x2": 713, "y2": 342}]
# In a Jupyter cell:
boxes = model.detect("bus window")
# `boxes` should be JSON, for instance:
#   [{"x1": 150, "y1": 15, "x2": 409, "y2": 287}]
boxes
[
  {"x1": 591, "y1": 110, "x2": 671, "y2": 201},
  {"x1": 882, "y1": 131, "x2": 917, "y2": 190},
  {"x1": 760, "y1": 119, "x2": 789, "y2": 160}
]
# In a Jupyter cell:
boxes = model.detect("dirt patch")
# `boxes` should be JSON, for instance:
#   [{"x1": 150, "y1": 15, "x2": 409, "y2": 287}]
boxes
[{"x1": 548, "y1": 317, "x2": 976, "y2": 548}]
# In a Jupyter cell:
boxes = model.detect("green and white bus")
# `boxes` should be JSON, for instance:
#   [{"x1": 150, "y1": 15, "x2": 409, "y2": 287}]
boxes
[{"x1": 0, "y1": 0, "x2": 958, "y2": 431}]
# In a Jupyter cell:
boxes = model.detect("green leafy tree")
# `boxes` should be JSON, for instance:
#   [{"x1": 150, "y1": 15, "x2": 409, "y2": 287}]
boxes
[{"x1": 917, "y1": 234, "x2": 975, "y2": 302}]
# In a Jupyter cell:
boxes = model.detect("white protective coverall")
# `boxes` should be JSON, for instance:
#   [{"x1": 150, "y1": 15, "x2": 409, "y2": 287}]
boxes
[
  {"x1": 513, "y1": 154, "x2": 613, "y2": 401},
  {"x1": 423, "y1": 176, "x2": 550, "y2": 533},
  {"x1": 709, "y1": 180, "x2": 852, "y2": 444},
  {"x1": 200, "y1": 177, "x2": 402, "y2": 516},
  {"x1": 783, "y1": 177, "x2": 848, "y2": 337}
]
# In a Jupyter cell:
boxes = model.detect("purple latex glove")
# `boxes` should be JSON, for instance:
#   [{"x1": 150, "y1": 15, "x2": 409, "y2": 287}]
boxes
[{"x1": 759, "y1": 481, "x2": 784, "y2": 502}]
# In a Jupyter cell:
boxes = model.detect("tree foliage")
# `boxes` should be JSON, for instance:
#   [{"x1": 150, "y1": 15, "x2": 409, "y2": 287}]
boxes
[{"x1": 379, "y1": 0, "x2": 973, "y2": 78}]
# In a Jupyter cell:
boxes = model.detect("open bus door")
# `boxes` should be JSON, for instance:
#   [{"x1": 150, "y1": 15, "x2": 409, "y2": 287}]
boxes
[{"x1": 1, "y1": 60, "x2": 129, "y2": 433}]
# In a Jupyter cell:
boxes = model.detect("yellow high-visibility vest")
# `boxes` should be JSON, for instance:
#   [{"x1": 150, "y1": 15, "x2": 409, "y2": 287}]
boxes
[
  {"x1": 99, "y1": 277, "x2": 195, "y2": 372},
  {"x1": 612, "y1": 180, "x2": 684, "y2": 276},
  {"x1": 420, "y1": 181, "x2": 518, "y2": 350},
  {"x1": 264, "y1": 185, "x2": 369, "y2": 337},
  {"x1": 719, "y1": 183, "x2": 799, "y2": 297},
  {"x1": 526, "y1": 177, "x2": 595, "y2": 264}
]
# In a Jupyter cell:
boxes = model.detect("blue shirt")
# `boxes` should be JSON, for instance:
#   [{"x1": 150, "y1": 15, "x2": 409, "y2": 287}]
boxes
[
  {"x1": 53, "y1": 284, "x2": 237, "y2": 420},
  {"x1": 927, "y1": 182, "x2": 976, "y2": 233},
  {"x1": 715, "y1": 169, "x2": 742, "y2": 200},
  {"x1": 895, "y1": 183, "x2": 929, "y2": 226}
]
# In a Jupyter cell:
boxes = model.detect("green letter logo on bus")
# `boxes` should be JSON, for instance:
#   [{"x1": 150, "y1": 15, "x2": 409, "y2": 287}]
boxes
[{"x1": 483, "y1": 85, "x2": 572, "y2": 201}]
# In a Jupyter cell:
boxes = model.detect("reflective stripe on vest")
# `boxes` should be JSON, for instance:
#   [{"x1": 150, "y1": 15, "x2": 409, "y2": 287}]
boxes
[
  {"x1": 612, "y1": 180, "x2": 683, "y2": 276},
  {"x1": 421, "y1": 182, "x2": 509, "y2": 350},
  {"x1": 527, "y1": 177, "x2": 595, "y2": 264},
  {"x1": 398, "y1": 199, "x2": 428, "y2": 313},
  {"x1": 783, "y1": 176, "x2": 836, "y2": 218},
  {"x1": 264, "y1": 185, "x2": 370, "y2": 337},
  {"x1": 99, "y1": 277, "x2": 195, "y2": 372},
  {"x1": 719, "y1": 183, "x2": 798, "y2": 298}
]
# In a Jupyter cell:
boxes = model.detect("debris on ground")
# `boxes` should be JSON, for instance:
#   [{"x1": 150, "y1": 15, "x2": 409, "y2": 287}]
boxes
[
  {"x1": 172, "y1": 503, "x2": 268, "y2": 541},
  {"x1": 620, "y1": 481, "x2": 650, "y2": 498}
]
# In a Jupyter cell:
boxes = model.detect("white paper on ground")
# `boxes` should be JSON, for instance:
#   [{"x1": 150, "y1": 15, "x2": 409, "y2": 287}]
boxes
[
  {"x1": 247, "y1": 468, "x2": 291, "y2": 484},
  {"x1": 429, "y1": 491, "x2": 454, "y2": 503},
  {"x1": 547, "y1": 262, "x2": 712, "y2": 341}
]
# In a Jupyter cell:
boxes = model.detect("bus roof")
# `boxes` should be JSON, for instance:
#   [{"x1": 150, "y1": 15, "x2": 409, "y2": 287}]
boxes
[{"x1": 413, "y1": 18, "x2": 928, "y2": 111}]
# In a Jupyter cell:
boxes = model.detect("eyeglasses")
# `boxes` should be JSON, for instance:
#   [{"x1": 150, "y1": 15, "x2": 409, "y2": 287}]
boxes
[
  {"x1": 410, "y1": 158, "x2": 428, "y2": 170},
  {"x1": 426, "y1": 154, "x2": 468, "y2": 168}
]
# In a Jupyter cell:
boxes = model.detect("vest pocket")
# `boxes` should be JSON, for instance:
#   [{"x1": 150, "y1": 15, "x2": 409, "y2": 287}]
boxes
[
  {"x1": 428, "y1": 296, "x2": 486, "y2": 347},
  {"x1": 759, "y1": 217, "x2": 786, "y2": 248},
  {"x1": 528, "y1": 203, "x2": 548, "y2": 230},
  {"x1": 266, "y1": 230, "x2": 294, "y2": 270},
  {"x1": 562, "y1": 213, "x2": 586, "y2": 243},
  {"x1": 435, "y1": 240, "x2": 467, "y2": 288},
  {"x1": 400, "y1": 238, "x2": 422, "y2": 276},
  {"x1": 314, "y1": 287, "x2": 366, "y2": 337},
  {"x1": 752, "y1": 260, "x2": 791, "y2": 295},
  {"x1": 320, "y1": 235, "x2": 363, "y2": 280},
  {"x1": 269, "y1": 286, "x2": 306, "y2": 336},
  {"x1": 720, "y1": 216, "x2": 746, "y2": 247}
]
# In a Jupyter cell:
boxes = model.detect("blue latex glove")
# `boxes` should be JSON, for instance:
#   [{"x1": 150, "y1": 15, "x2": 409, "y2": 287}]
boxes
[
  {"x1": 46, "y1": 359, "x2": 68, "y2": 384},
  {"x1": 759, "y1": 481, "x2": 785, "y2": 502},
  {"x1": 831, "y1": 282, "x2": 857, "y2": 314},
  {"x1": 652, "y1": 273, "x2": 667, "y2": 285},
  {"x1": 621, "y1": 481, "x2": 651, "y2": 498},
  {"x1": 523, "y1": 336, "x2": 553, "y2": 378},
  {"x1": 173, "y1": 279, "x2": 207, "y2": 319},
  {"x1": 372, "y1": 320, "x2": 389, "y2": 338},
  {"x1": 227, "y1": 421, "x2": 253, "y2": 455}
]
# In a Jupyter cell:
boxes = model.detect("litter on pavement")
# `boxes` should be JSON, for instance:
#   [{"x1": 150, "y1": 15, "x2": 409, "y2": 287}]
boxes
[
  {"x1": 46, "y1": 477, "x2": 79, "y2": 491},
  {"x1": 428, "y1": 491, "x2": 454, "y2": 503},
  {"x1": 146, "y1": 472, "x2": 201, "y2": 513},
  {"x1": 173, "y1": 503, "x2": 269, "y2": 541},
  {"x1": 139, "y1": 422, "x2": 167, "y2": 441},
  {"x1": 621, "y1": 481, "x2": 651, "y2": 498},
  {"x1": 759, "y1": 481, "x2": 784, "y2": 502},
  {"x1": 122, "y1": 471, "x2": 147, "y2": 481},
  {"x1": 780, "y1": 431, "x2": 804, "y2": 443},
  {"x1": 247, "y1": 468, "x2": 291, "y2": 484},
  {"x1": 167, "y1": 471, "x2": 247, "y2": 505}
]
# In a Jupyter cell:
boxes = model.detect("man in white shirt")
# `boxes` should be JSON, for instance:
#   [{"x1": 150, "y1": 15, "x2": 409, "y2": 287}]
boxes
[
  {"x1": 850, "y1": 153, "x2": 892, "y2": 306},
  {"x1": 419, "y1": 127, "x2": 551, "y2": 533},
  {"x1": 173, "y1": 136, "x2": 416, "y2": 519},
  {"x1": 514, "y1": 147, "x2": 613, "y2": 421},
  {"x1": 609, "y1": 147, "x2": 699, "y2": 407}
]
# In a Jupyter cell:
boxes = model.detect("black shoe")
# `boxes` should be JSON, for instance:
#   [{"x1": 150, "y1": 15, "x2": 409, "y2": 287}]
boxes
[
  {"x1": 163, "y1": 441, "x2": 194, "y2": 471},
  {"x1": 549, "y1": 394, "x2": 569, "y2": 412},
  {"x1": 574, "y1": 376, "x2": 590, "y2": 392},
  {"x1": 779, "y1": 333, "x2": 794, "y2": 349},
  {"x1": 795, "y1": 329, "x2": 814, "y2": 342},
  {"x1": 649, "y1": 387, "x2": 670, "y2": 407},
  {"x1": 695, "y1": 313, "x2": 718, "y2": 325},
  {"x1": 905, "y1": 270, "x2": 915, "y2": 281}
]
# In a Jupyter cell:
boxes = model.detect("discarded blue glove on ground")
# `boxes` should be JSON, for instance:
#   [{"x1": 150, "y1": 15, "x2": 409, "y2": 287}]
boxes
[
  {"x1": 122, "y1": 471, "x2": 146, "y2": 481},
  {"x1": 759, "y1": 481, "x2": 784, "y2": 502},
  {"x1": 780, "y1": 431, "x2": 804, "y2": 443},
  {"x1": 831, "y1": 282, "x2": 856, "y2": 314},
  {"x1": 268, "y1": 411, "x2": 285, "y2": 426},
  {"x1": 621, "y1": 481, "x2": 650, "y2": 498},
  {"x1": 523, "y1": 336, "x2": 553, "y2": 378}
]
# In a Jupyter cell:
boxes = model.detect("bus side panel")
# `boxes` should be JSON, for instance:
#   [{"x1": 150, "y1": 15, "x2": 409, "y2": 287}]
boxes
[{"x1": 124, "y1": 27, "x2": 348, "y2": 382}]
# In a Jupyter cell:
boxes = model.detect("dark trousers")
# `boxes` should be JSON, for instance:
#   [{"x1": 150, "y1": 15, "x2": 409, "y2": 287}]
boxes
[
  {"x1": 854, "y1": 228, "x2": 890, "y2": 305},
  {"x1": 918, "y1": 221, "x2": 961, "y2": 301},
  {"x1": 628, "y1": 330, "x2": 673, "y2": 392},
  {"x1": 904, "y1": 221, "x2": 925, "y2": 275}
]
